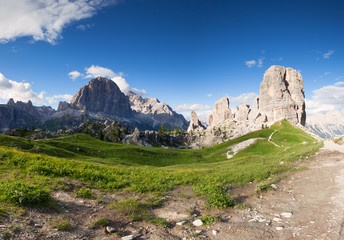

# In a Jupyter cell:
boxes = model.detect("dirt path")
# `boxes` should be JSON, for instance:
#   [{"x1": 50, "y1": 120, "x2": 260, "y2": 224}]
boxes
[{"x1": 212, "y1": 140, "x2": 344, "y2": 240}]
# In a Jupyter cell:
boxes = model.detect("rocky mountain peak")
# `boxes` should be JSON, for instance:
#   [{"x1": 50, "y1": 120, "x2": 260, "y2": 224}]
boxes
[
  {"x1": 187, "y1": 111, "x2": 206, "y2": 132},
  {"x1": 69, "y1": 77, "x2": 132, "y2": 118},
  {"x1": 208, "y1": 97, "x2": 233, "y2": 126},
  {"x1": 259, "y1": 65, "x2": 305, "y2": 125}
]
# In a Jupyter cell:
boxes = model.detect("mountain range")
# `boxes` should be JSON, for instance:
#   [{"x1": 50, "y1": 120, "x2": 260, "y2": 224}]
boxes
[
  {"x1": 0, "y1": 77, "x2": 188, "y2": 132},
  {"x1": 306, "y1": 110, "x2": 344, "y2": 138}
]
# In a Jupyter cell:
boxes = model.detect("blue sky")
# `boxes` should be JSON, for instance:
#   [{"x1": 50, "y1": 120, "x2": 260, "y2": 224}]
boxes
[{"x1": 0, "y1": 0, "x2": 343, "y2": 120}]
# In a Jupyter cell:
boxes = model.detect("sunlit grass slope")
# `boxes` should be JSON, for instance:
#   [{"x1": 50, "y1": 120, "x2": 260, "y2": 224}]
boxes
[{"x1": 0, "y1": 120, "x2": 321, "y2": 208}]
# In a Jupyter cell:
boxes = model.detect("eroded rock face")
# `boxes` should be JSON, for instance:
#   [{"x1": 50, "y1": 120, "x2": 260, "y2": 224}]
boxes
[
  {"x1": 70, "y1": 77, "x2": 132, "y2": 118},
  {"x1": 187, "y1": 111, "x2": 206, "y2": 132},
  {"x1": 209, "y1": 97, "x2": 232, "y2": 126},
  {"x1": 234, "y1": 103, "x2": 250, "y2": 122},
  {"x1": 259, "y1": 65, "x2": 305, "y2": 125},
  {"x1": 127, "y1": 91, "x2": 188, "y2": 130}
]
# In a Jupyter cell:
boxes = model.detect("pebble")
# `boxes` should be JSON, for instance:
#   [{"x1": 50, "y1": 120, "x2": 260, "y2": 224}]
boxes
[
  {"x1": 122, "y1": 235, "x2": 134, "y2": 240},
  {"x1": 176, "y1": 221, "x2": 186, "y2": 226},
  {"x1": 273, "y1": 217, "x2": 282, "y2": 222},
  {"x1": 276, "y1": 226, "x2": 284, "y2": 231},
  {"x1": 212, "y1": 230, "x2": 218, "y2": 235},
  {"x1": 281, "y1": 212, "x2": 293, "y2": 218},
  {"x1": 195, "y1": 230, "x2": 202, "y2": 234},
  {"x1": 0, "y1": 225, "x2": 7, "y2": 228},
  {"x1": 193, "y1": 219, "x2": 203, "y2": 227},
  {"x1": 34, "y1": 224, "x2": 42, "y2": 228},
  {"x1": 106, "y1": 226, "x2": 116, "y2": 233},
  {"x1": 310, "y1": 220, "x2": 316, "y2": 224},
  {"x1": 271, "y1": 184, "x2": 278, "y2": 189},
  {"x1": 248, "y1": 218, "x2": 257, "y2": 223}
]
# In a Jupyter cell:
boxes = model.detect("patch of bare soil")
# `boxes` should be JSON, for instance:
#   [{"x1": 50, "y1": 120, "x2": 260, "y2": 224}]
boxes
[{"x1": 2, "y1": 142, "x2": 344, "y2": 239}]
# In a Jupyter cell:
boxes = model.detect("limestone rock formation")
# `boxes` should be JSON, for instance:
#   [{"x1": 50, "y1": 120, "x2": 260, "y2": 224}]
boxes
[
  {"x1": 258, "y1": 65, "x2": 305, "y2": 125},
  {"x1": 127, "y1": 91, "x2": 188, "y2": 130},
  {"x1": 187, "y1": 111, "x2": 206, "y2": 132},
  {"x1": 234, "y1": 103, "x2": 250, "y2": 122},
  {"x1": 70, "y1": 77, "x2": 132, "y2": 118},
  {"x1": 208, "y1": 97, "x2": 233, "y2": 126}
]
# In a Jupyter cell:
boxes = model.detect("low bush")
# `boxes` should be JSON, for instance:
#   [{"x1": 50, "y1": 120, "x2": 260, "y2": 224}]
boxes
[{"x1": 0, "y1": 180, "x2": 52, "y2": 207}]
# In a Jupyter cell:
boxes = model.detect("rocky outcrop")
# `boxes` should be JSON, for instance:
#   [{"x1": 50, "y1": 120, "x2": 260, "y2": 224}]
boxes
[
  {"x1": 0, "y1": 104, "x2": 41, "y2": 130},
  {"x1": 208, "y1": 97, "x2": 233, "y2": 126},
  {"x1": 70, "y1": 77, "x2": 132, "y2": 118},
  {"x1": 127, "y1": 91, "x2": 188, "y2": 131},
  {"x1": 234, "y1": 103, "x2": 250, "y2": 122},
  {"x1": 187, "y1": 111, "x2": 206, "y2": 132},
  {"x1": 258, "y1": 66, "x2": 305, "y2": 125}
]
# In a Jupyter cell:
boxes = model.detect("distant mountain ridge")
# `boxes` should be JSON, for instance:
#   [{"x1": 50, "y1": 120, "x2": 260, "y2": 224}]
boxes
[
  {"x1": 306, "y1": 110, "x2": 344, "y2": 138},
  {"x1": 0, "y1": 77, "x2": 188, "y2": 131}
]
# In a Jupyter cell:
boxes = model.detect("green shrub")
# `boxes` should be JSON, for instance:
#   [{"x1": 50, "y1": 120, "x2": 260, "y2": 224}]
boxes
[
  {"x1": 49, "y1": 215, "x2": 73, "y2": 230},
  {"x1": 0, "y1": 180, "x2": 52, "y2": 207},
  {"x1": 256, "y1": 183, "x2": 273, "y2": 193},
  {"x1": 113, "y1": 198, "x2": 167, "y2": 226},
  {"x1": 199, "y1": 215, "x2": 218, "y2": 225},
  {"x1": 76, "y1": 187, "x2": 95, "y2": 199},
  {"x1": 89, "y1": 217, "x2": 109, "y2": 229}
]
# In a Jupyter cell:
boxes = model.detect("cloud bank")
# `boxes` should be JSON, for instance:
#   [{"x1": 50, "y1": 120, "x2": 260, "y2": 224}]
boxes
[
  {"x1": 70, "y1": 65, "x2": 147, "y2": 95},
  {"x1": 0, "y1": 0, "x2": 116, "y2": 44},
  {"x1": 307, "y1": 82, "x2": 344, "y2": 115},
  {"x1": 0, "y1": 72, "x2": 72, "y2": 106}
]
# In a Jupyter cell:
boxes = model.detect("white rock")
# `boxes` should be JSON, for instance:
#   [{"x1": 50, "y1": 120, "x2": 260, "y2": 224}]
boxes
[
  {"x1": 193, "y1": 219, "x2": 203, "y2": 227},
  {"x1": 281, "y1": 212, "x2": 293, "y2": 218},
  {"x1": 271, "y1": 184, "x2": 278, "y2": 189},
  {"x1": 122, "y1": 235, "x2": 134, "y2": 240},
  {"x1": 310, "y1": 220, "x2": 316, "y2": 224},
  {"x1": 106, "y1": 226, "x2": 116, "y2": 233},
  {"x1": 176, "y1": 221, "x2": 186, "y2": 226},
  {"x1": 276, "y1": 226, "x2": 284, "y2": 231},
  {"x1": 273, "y1": 217, "x2": 282, "y2": 222},
  {"x1": 212, "y1": 230, "x2": 218, "y2": 235},
  {"x1": 248, "y1": 218, "x2": 257, "y2": 223}
]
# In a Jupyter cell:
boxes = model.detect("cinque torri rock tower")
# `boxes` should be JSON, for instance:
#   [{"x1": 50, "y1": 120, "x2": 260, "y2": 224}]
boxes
[{"x1": 258, "y1": 65, "x2": 306, "y2": 125}]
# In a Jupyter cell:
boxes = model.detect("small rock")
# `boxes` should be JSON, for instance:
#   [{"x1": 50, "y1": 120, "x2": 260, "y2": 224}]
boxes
[
  {"x1": 273, "y1": 217, "x2": 282, "y2": 222},
  {"x1": 0, "y1": 225, "x2": 7, "y2": 228},
  {"x1": 271, "y1": 184, "x2": 278, "y2": 189},
  {"x1": 193, "y1": 219, "x2": 203, "y2": 227},
  {"x1": 176, "y1": 221, "x2": 186, "y2": 226},
  {"x1": 195, "y1": 230, "x2": 202, "y2": 234},
  {"x1": 34, "y1": 224, "x2": 42, "y2": 228},
  {"x1": 105, "y1": 226, "x2": 116, "y2": 234},
  {"x1": 281, "y1": 212, "x2": 293, "y2": 218},
  {"x1": 310, "y1": 220, "x2": 316, "y2": 224},
  {"x1": 276, "y1": 226, "x2": 284, "y2": 231},
  {"x1": 212, "y1": 230, "x2": 218, "y2": 235},
  {"x1": 122, "y1": 235, "x2": 134, "y2": 240},
  {"x1": 248, "y1": 218, "x2": 257, "y2": 223}
]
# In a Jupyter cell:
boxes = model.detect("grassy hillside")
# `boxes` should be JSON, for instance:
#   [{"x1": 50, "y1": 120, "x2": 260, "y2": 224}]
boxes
[{"x1": 0, "y1": 120, "x2": 321, "y2": 209}]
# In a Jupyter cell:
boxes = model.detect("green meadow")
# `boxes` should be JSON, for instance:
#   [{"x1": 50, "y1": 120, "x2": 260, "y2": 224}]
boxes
[{"x1": 0, "y1": 120, "x2": 321, "y2": 209}]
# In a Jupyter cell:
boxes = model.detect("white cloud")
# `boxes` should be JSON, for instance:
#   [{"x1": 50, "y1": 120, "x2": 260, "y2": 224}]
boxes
[
  {"x1": 175, "y1": 104, "x2": 212, "y2": 112},
  {"x1": 323, "y1": 50, "x2": 335, "y2": 59},
  {"x1": 228, "y1": 92, "x2": 258, "y2": 106},
  {"x1": 307, "y1": 83, "x2": 344, "y2": 115},
  {"x1": 207, "y1": 93, "x2": 212, "y2": 97},
  {"x1": 0, "y1": 72, "x2": 45, "y2": 103},
  {"x1": 68, "y1": 71, "x2": 83, "y2": 80},
  {"x1": 245, "y1": 60, "x2": 256, "y2": 68},
  {"x1": 46, "y1": 94, "x2": 73, "y2": 104},
  {"x1": 334, "y1": 82, "x2": 344, "y2": 86},
  {"x1": 336, "y1": 76, "x2": 343, "y2": 81},
  {"x1": 84, "y1": 65, "x2": 147, "y2": 95},
  {"x1": 0, "y1": 72, "x2": 73, "y2": 108},
  {"x1": 0, "y1": 0, "x2": 116, "y2": 44},
  {"x1": 319, "y1": 72, "x2": 331, "y2": 78},
  {"x1": 76, "y1": 23, "x2": 94, "y2": 31},
  {"x1": 257, "y1": 57, "x2": 264, "y2": 67},
  {"x1": 85, "y1": 65, "x2": 117, "y2": 78}
]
